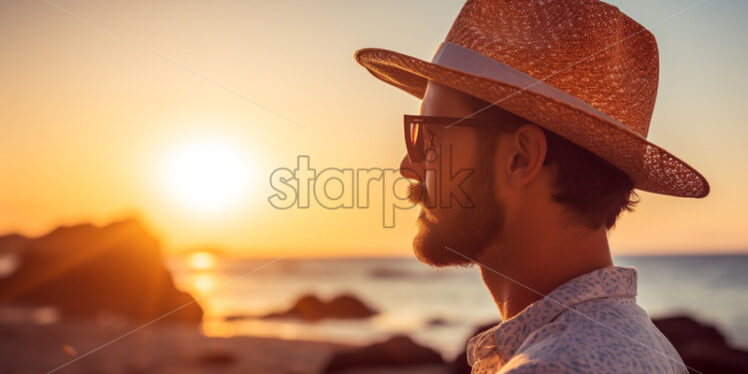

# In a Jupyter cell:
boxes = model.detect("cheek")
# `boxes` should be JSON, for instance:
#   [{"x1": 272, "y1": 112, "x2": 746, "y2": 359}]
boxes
[
  {"x1": 421, "y1": 168, "x2": 436, "y2": 205},
  {"x1": 424, "y1": 137, "x2": 483, "y2": 206}
]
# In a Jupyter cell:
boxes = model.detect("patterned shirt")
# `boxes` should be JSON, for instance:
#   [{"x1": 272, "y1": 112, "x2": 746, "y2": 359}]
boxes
[{"x1": 466, "y1": 266, "x2": 688, "y2": 373}]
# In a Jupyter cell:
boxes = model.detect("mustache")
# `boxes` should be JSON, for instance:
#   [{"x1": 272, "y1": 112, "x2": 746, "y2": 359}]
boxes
[{"x1": 407, "y1": 182, "x2": 425, "y2": 205}]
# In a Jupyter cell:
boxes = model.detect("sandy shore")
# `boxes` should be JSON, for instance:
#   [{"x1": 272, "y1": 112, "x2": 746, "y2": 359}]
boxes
[
  {"x1": 1, "y1": 319, "x2": 356, "y2": 374},
  {"x1": 1, "y1": 319, "x2": 452, "y2": 374}
]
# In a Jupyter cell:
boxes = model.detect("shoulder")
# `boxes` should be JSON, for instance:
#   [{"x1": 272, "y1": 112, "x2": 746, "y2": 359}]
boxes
[{"x1": 499, "y1": 298, "x2": 687, "y2": 374}]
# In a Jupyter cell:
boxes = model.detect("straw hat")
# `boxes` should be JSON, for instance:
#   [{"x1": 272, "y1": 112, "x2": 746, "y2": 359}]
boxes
[{"x1": 355, "y1": 0, "x2": 709, "y2": 198}]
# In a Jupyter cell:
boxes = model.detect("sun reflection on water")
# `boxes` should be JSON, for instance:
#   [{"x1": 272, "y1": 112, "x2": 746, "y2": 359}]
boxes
[{"x1": 191, "y1": 273, "x2": 216, "y2": 294}]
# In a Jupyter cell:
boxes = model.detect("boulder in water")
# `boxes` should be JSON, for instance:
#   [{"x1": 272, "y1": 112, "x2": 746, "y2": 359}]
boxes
[
  {"x1": 264, "y1": 293, "x2": 377, "y2": 321},
  {"x1": 653, "y1": 315, "x2": 748, "y2": 374},
  {"x1": 323, "y1": 335, "x2": 444, "y2": 373},
  {"x1": 0, "y1": 219, "x2": 202, "y2": 324}
]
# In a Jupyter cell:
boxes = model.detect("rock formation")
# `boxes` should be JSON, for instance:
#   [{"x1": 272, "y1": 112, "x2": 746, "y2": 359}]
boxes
[
  {"x1": 0, "y1": 219, "x2": 202, "y2": 324},
  {"x1": 323, "y1": 335, "x2": 444, "y2": 373},
  {"x1": 263, "y1": 293, "x2": 377, "y2": 321}
]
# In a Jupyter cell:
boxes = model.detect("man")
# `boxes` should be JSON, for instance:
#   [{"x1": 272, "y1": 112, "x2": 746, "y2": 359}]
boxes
[{"x1": 355, "y1": 0, "x2": 709, "y2": 373}]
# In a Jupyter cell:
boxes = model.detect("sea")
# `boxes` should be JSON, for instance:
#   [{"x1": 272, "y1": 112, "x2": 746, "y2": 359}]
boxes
[{"x1": 166, "y1": 255, "x2": 748, "y2": 359}]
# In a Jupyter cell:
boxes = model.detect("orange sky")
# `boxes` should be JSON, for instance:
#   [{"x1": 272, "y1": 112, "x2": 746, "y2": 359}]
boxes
[{"x1": 1, "y1": 0, "x2": 746, "y2": 257}]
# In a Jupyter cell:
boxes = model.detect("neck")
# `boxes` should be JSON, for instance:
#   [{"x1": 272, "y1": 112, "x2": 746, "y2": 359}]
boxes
[{"x1": 475, "y1": 218, "x2": 613, "y2": 321}]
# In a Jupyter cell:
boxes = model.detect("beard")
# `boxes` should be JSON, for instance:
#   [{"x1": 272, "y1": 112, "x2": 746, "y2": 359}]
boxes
[{"x1": 407, "y1": 161, "x2": 506, "y2": 267}]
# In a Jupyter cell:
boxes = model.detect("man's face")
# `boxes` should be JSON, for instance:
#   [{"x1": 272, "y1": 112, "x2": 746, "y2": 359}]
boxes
[{"x1": 400, "y1": 82, "x2": 508, "y2": 267}]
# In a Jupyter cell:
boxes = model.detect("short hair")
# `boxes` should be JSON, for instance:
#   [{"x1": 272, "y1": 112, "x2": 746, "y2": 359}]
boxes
[
  {"x1": 541, "y1": 128, "x2": 638, "y2": 229},
  {"x1": 474, "y1": 117, "x2": 637, "y2": 230},
  {"x1": 464, "y1": 88, "x2": 636, "y2": 229}
]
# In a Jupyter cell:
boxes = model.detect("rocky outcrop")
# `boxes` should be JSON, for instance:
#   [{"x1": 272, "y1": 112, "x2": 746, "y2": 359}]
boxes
[
  {"x1": 0, "y1": 219, "x2": 202, "y2": 324},
  {"x1": 0, "y1": 233, "x2": 28, "y2": 255},
  {"x1": 263, "y1": 293, "x2": 377, "y2": 321},
  {"x1": 654, "y1": 315, "x2": 748, "y2": 374},
  {"x1": 323, "y1": 335, "x2": 444, "y2": 373}
]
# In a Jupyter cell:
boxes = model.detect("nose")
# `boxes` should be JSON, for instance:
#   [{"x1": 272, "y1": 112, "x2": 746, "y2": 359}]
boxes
[{"x1": 399, "y1": 154, "x2": 422, "y2": 180}]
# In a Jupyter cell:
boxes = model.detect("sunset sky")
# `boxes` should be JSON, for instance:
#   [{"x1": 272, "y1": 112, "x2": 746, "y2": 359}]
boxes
[{"x1": 1, "y1": 0, "x2": 746, "y2": 257}]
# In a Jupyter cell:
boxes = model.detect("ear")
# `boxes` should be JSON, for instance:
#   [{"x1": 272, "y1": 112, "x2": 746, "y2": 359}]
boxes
[{"x1": 504, "y1": 124, "x2": 548, "y2": 188}]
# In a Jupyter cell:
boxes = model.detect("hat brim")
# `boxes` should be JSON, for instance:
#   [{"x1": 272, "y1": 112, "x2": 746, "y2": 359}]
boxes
[{"x1": 355, "y1": 47, "x2": 709, "y2": 198}]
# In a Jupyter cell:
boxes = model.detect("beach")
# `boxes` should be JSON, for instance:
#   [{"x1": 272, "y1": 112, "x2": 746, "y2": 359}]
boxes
[
  {"x1": 1, "y1": 318, "x2": 352, "y2": 374},
  {"x1": 2, "y1": 316, "x2": 459, "y2": 374}
]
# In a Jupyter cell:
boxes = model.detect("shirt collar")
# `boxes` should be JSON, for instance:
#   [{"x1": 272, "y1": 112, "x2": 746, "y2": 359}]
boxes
[{"x1": 466, "y1": 266, "x2": 638, "y2": 367}]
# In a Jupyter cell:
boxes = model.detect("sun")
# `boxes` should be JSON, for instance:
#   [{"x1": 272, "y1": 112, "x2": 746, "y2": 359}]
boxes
[
  {"x1": 188, "y1": 251, "x2": 216, "y2": 270},
  {"x1": 162, "y1": 138, "x2": 252, "y2": 212}
]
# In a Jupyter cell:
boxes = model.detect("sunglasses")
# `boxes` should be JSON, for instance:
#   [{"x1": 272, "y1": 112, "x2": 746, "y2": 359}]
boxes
[{"x1": 403, "y1": 114, "x2": 525, "y2": 163}]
